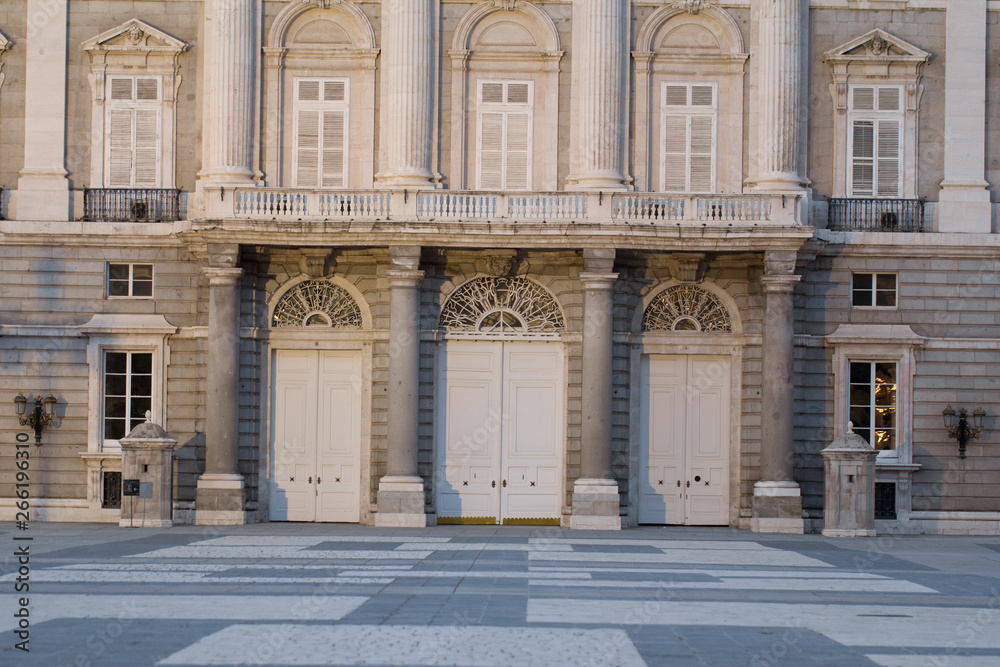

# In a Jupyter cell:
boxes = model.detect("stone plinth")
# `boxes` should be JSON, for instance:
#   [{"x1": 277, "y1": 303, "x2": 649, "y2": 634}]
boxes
[
  {"x1": 821, "y1": 428, "x2": 877, "y2": 538},
  {"x1": 569, "y1": 479, "x2": 621, "y2": 530},
  {"x1": 119, "y1": 420, "x2": 178, "y2": 528}
]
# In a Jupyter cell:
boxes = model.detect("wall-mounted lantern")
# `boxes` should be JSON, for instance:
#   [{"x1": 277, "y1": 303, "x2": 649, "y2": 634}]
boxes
[
  {"x1": 14, "y1": 392, "x2": 57, "y2": 444},
  {"x1": 942, "y1": 405, "x2": 985, "y2": 458}
]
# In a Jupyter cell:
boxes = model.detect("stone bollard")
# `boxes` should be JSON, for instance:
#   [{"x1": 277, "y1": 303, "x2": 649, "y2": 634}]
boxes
[
  {"x1": 821, "y1": 423, "x2": 877, "y2": 537},
  {"x1": 119, "y1": 414, "x2": 178, "y2": 528}
]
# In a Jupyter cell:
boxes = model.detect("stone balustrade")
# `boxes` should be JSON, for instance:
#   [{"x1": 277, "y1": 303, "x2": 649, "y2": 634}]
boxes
[{"x1": 205, "y1": 188, "x2": 803, "y2": 226}]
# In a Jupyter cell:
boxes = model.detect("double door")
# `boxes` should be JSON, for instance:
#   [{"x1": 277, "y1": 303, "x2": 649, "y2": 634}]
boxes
[
  {"x1": 436, "y1": 341, "x2": 563, "y2": 525},
  {"x1": 639, "y1": 354, "x2": 730, "y2": 525},
  {"x1": 269, "y1": 350, "x2": 361, "y2": 522}
]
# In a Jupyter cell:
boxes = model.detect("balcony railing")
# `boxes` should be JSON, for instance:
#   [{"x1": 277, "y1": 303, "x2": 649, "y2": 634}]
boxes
[
  {"x1": 828, "y1": 198, "x2": 924, "y2": 232},
  {"x1": 205, "y1": 188, "x2": 802, "y2": 226},
  {"x1": 84, "y1": 188, "x2": 181, "y2": 222}
]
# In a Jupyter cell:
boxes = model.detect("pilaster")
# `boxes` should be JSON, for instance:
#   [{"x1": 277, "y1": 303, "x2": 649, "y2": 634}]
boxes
[
  {"x1": 937, "y1": 0, "x2": 991, "y2": 233},
  {"x1": 752, "y1": 0, "x2": 807, "y2": 193},
  {"x1": 14, "y1": 0, "x2": 71, "y2": 221},
  {"x1": 376, "y1": 0, "x2": 436, "y2": 188},
  {"x1": 568, "y1": 0, "x2": 628, "y2": 191},
  {"x1": 198, "y1": 0, "x2": 257, "y2": 186},
  {"x1": 752, "y1": 249, "x2": 803, "y2": 534},
  {"x1": 196, "y1": 244, "x2": 246, "y2": 525},
  {"x1": 376, "y1": 246, "x2": 429, "y2": 527},
  {"x1": 570, "y1": 249, "x2": 621, "y2": 530}
]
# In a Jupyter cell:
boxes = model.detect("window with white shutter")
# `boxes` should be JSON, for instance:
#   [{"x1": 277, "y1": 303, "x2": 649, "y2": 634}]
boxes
[
  {"x1": 477, "y1": 81, "x2": 532, "y2": 190},
  {"x1": 660, "y1": 83, "x2": 716, "y2": 193},
  {"x1": 105, "y1": 76, "x2": 162, "y2": 187},
  {"x1": 848, "y1": 85, "x2": 902, "y2": 198},
  {"x1": 293, "y1": 78, "x2": 349, "y2": 188}
]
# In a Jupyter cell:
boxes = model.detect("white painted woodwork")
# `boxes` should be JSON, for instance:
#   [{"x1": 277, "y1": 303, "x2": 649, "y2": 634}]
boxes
[
  {"x1": 270, "y1": 350, "x2": 361, "y2": 523},
  {"x1": 436, "y1": 341, "x2": 563, "y2": 523},
  {"x1": 639, "y1": 355, "x2": 730, "y2": 525}
]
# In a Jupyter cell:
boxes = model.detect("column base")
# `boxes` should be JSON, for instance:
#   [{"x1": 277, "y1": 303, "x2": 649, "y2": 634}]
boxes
[
  {"x1": 569, "y1": 478, "x2": 622, "y2": 530},
  {"x1": 375, "y1": 476, "x2": 430, "y2": 528},
  {"x1": 195, "y1": 473, "x2": 246, "y2": 526},
  {"x1": 751, "y1": 481, "x2": 804, "y2": 534},
  {"x1": 14, "y1": 171, "x2": 72, "y2": 221},
  {"x1": 567, "y1": 171, "x2": 628, "y2": 192},
  {"x1": 822, "y1": 528, "x2": 876, "y2": 538},
  {"x1": 937, "y1": 182, "x2": 992, "y2": 233},
  {"x1": 119, "y1": 518, "x2": 173, "y2": 528}
]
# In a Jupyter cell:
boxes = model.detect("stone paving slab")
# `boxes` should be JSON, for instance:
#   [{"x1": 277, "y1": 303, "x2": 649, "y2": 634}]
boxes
[{"x1": 0, "y1": 523, "x2": 998, "y2": 666}]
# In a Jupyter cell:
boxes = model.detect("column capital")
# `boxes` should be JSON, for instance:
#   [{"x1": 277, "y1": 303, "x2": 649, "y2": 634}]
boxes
[
  {"x1": 389, "y1": 245, "x2": 422, "y2": 271},
  {"x1": 579, "y1": 272, "x2": 619, "y2": 290},
  {"x1": 763, "y1": 248, "x2": 798, "y2": 276},
  {"x1": 386, "y1": 270, "x2": 424, "y2": 288},
  {"x1": 201, "y1": 267, "x2": 245, "y2": 286},
  {"x1": 760, "y1": 274, "x2": 801, "y2": 293}
]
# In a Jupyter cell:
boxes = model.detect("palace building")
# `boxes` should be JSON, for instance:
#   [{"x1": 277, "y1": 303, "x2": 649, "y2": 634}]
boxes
[{"x1": 0, "y1": 0, "x2": 997, "y2": 534}]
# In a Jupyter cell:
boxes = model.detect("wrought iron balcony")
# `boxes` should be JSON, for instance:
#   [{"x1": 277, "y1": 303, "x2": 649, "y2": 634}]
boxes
[
  {"x1": 208, "y1": 188, "x2": 802, "y2": 226},
  {"x1": 83, "y1": 188, "x2": 181, "y2": 222},
  {"x1": 828, "y1": 198, "x2": 924, "y2": 232}
]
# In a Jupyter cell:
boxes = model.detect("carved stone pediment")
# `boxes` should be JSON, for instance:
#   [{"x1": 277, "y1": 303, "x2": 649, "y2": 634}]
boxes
[
  {"x1": 82, "y1": 18, "x2": 188, "y2": 54},
  {"x1": 823, "y1": 28, "x2": 930, "y2": 64}
]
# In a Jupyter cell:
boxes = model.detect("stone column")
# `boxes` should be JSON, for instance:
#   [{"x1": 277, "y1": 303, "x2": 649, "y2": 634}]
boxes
[
  {"x1": 568, "y1": 0, "x2": 628, "y2": 191},
  {"x1": 570, "y1": 249, "x2": 621, "y2": 530},
  {"x1": 938, "y1": 0, "x2": 990, "y2": 233},
  {"x1": 752, "y1": 0, "x2": 807, "y2": 192},
  {"x1": 196, "y1": 244, "x2": 246, "y2": 525},
  {"x1": 14, "y1": 0, "x2": 71, "y2": 221},
  {"x1": 376, "y1": 246, "x2": 428, "y2": 527},
  {"x1": 376, "y1": 0, "x2": 436, "y2": 188},
  {"x1": 198, "y1": 0, "x2": 256, "y2": 185},
  {"x1": 752, "y1": 249, "x2": 803, "y2": 533}
]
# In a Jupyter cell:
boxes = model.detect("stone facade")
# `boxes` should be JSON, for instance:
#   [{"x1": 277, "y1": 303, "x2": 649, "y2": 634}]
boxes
[{"x1": 0, "y1": 1, "x2": 997, "y2": 535}]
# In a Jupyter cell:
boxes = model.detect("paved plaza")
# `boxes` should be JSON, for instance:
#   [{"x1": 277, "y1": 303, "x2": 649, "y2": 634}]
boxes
[{"x1": 0, "y1": 524, "x2": 998, "y2": 666}]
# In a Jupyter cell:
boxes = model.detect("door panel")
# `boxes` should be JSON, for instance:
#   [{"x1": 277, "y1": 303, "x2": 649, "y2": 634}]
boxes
[
  {"x1": 640, "y1": 355, "x2": 730, "y2": 525},
  {"x1": 316, "y1": 352, "x2": 362, "y2": 522},
  {"x1": 436, "y1": 343, "x2": 501, "y2": 522},
  {"x1": 502, "y1": 343, "x2": 564, "y2": 521},
  {"x1": 271, "y1": 352, "x2": 317, "y2": 522}
]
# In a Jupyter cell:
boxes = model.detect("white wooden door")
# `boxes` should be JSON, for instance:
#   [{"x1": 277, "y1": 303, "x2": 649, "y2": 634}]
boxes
[
  {"x1": 270, "y1": 350, "x2": 361, "y2": 522},
  {"x1": 639, "y1": 355, "x2": 730, "y2": 525},
  {"x1": 436, "y1": 341, "x2": 563, "y2": 524},
  {"x1": 501, "y1": 343, "x2": 563, "y2": 521}
]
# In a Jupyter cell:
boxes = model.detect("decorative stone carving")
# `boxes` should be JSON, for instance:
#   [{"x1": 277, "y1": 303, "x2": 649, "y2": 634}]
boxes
[
  {"x1": 298, "y1": 250, "x2": 332, "y2": 278},
  {"x1": 126, "y1": 25, "x2": 145, "y2": 46},
  {"x1": 481, "y1": 255, "x2": 515, "y2": 278},
  {"x1": 674, "y1": 0, "x2": 705, "y2": 14},
  {"x1": 667, "y1": 254, "x2": 707, "y2": 283},
  {"x1": 272, "y1": 280, "x2": 363, "y2": 328},
  {"x1": 494, "y1": 0, "x2": 522, "y2": 9},
  {"x1": 866, "y1": 34, "x2": 888, "y2": 56},
  {"x1": 642, "y1": 285, "x2": 732, "y2": 333},
  {"x1": 440, "y1": 277, "x2": 565, "y2": 333}
]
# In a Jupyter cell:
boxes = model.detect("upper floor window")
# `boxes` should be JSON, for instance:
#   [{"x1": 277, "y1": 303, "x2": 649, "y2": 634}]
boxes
[
  {"x1": 477, "y1": 81, "x2": 532, "y2": 191},
  {"x1": 106, "y1": 76, "x2": 162, "y2": 188},
  {"x1": 848, "y1": 86, "x2": 902, "y2": 198},
  {"x1": 851, "y1": 272, "x2": 896, "y2": 308},
  {"x1": 661, "y1": 83, "x2": 716, "y2": 193},
  {"x1": 83, "y1": 19, "x2": 188, "y2": 190},
  {"x1": 824, "y1": 30, "x2": 930, "y2": 200},
  {"x1": 108, "y1": 263, "x2": 153, "y2": 298},
  {"x1": 293, "y1": 78, "x2": 348, "y2": 188}
]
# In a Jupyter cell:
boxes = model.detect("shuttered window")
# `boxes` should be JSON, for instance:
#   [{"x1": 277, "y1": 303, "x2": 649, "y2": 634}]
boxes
[
  {"x1": 477, "y1": 81, "x2": 532, "y2": 190},
  {"x1": 293, "y1": 78, "x2": 348, "y2": 188},
  {"x1": 105, "y1": 76, "x2": 161, "y2": 187},
  {"x1": 848, "y1": 86, "x2": 902, "y2": 198},
  {"x1": 660, "y1": 83, "x2": 716, "y2": 193}
]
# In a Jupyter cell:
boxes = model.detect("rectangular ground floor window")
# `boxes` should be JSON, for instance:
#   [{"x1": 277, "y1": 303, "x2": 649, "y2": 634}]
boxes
[
  {"x1": 104, "y1": 351, "x2": 153, "y2": 441},
  {"x1": 849, "y1": 360, "x2": 897, "y2": 451}
]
